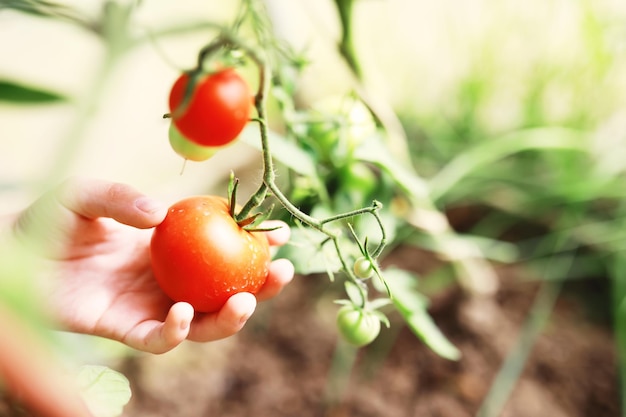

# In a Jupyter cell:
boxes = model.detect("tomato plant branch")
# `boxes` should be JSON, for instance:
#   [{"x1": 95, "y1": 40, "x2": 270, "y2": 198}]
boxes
[
  {"x1": 331, "y1": 236, "x2": 369, "y2": 301},
  {"x1": 335, "y1": 0, "x2": 362, "y2": 79},
  {"x1": 320, "y1": 200, "x2": 387, "y2": 258},
  {"x1": 235, "y1": 40, "x2": 323, "y2": 229},
  {"x1": 203, "y1": 31, "x2": 390, "y2": 296},
  {"x1": 319, "y1": 200, "x2": 382, "y2": 225},
  {"x1": 332, "y1": 0, "x2": 412, "y2": 168}
]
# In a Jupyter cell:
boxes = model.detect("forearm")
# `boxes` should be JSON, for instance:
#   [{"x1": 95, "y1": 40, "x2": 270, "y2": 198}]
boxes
[
  {"x1": 0, "y1": 208, "x2": 92, "y2": 416},
  {"x1": 0, "y1": 304, "x2": 93, "y2": 417}
]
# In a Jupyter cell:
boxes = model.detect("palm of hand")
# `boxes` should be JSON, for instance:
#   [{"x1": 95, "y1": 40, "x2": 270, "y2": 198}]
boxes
[
  {"x1": 49, "y1": 216, "x2": 174, "y2": 349},
  {"x1": 46, "y1": 214, "x2": 291, "y2": 353}
]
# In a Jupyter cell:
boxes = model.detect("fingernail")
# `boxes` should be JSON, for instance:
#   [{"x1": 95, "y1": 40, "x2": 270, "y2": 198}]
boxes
[
  {"x1": 180, "y1": 319, "x2": 190, "y2": 331},
  {"x1": 239, "y1": 313, "x2": 252, "y2": 325},
  {"x1": 135, "y1": 197, "x2": 165, "y2": 215}
]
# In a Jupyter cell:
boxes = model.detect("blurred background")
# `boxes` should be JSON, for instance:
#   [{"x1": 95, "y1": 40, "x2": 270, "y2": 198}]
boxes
[{"x1": 1, "y1": 0, "x2": 626, "y2": 416}]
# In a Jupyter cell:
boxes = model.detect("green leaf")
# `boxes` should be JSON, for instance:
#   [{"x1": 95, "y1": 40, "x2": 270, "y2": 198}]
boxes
[
  {"x1": 273, "y1": 226, "x2": 341, "y2": 275},
  {"x1": 0, "y1": 238, "x2": 45, "y2": 327},
  {"x1": 344, "y1": 280, "x2": 364, "y2": 306},
  {"x1": 368, "y1": 297, "x2": 392, "y2": 310},
  {"x1": 1, "y1": 0, "x2": 73, "y2": 18},
  {"x1": 400, "y1": 305, "x2": 461, "y2": 361},
  {"x1": 354, "y1": 134, "x2": 430, "y2": 201},
  {"x1": 75, "y1": 365, "x2": 132, "y2": 417},
  {"x1": 1, "y1": 0, "x2": 96, "y2": 30},
  {"x1": 428, "y1": 127, "x2": 589, "y2": 202},
  {"x1": 239, "y1": 126, "x2": 318, "y2": 177},
  {"x1": 0, "y1": 80, "x2": 66, "y2": 104},
  {"x1": 372, "y1": 310, "x2": 391, "y2": 328},
  {"x1": 385, "y1": 268, "x2": 461, "y2": 360}
]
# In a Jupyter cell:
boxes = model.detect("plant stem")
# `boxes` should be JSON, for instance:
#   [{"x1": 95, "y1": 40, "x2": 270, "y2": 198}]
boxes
[
  {"x1": 335, "y1": 0, "x2": 362, "y2": 79},
  {"x1": 231, "y1": 33, "x2": 325, "y2": 229},
  {"x1": 319, "y1": 201, "x2": 382, "y2": 225},
  {"x1": 331, "y1": 234, "x2": 369, "y2": 304},
  {"x1": 208, "y1": 30, "x2": 388, "y2": 286}
]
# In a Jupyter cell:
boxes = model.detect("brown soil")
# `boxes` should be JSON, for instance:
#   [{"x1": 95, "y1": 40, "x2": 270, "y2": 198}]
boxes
[{"x1": 120, "y1": 247, "x2": 619, "y2": 417}]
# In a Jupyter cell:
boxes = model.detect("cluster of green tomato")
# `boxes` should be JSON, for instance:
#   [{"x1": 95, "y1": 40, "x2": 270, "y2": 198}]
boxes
[{"x1": 336, "y1": 256, "x2": 383, "y2": 347}]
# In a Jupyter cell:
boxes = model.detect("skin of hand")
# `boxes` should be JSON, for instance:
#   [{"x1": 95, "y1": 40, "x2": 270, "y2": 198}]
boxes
[
  {"x1": 10, "y1": 177, "x2": 295, "y2": 354},
  {"x1": 0, "y1": 303, "x2": 94, "y2": 417}
]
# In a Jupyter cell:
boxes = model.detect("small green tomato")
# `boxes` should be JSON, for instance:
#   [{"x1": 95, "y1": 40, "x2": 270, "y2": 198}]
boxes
[
  {"x1": 168, "y1": 123, "x2": 219, "y2": 162},
  {"x1": 336, "y1": 305, "x2": 381, "y2": 347},
  {"x1": 353, "y1": 256, "x2": 374, "y2": 279}
]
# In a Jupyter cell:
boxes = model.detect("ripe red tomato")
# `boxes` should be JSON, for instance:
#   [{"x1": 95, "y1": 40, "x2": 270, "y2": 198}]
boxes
[
  {"x1": 150, "y1": 196, "x2": 270, "y2": 313},
  {"x1": 168, "y1": 68, "x2": 252, "y2": 147}
]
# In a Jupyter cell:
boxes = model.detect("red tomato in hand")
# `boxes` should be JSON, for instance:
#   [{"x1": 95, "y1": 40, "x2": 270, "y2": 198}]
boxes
[
  {"x1": 168, "y1": 68, "x2": 252, "y2": 147},
  {"x1": 150, "y1": 196, "x2": 270, "y2": 313}
]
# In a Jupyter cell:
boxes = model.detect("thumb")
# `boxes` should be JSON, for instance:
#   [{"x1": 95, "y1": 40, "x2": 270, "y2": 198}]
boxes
[
  {"x1": 56, "y1": 177, "x2": 168, "y2": 229},
  {"x1": 13, "y1": 178, "x2": 168, "y2": 257}
]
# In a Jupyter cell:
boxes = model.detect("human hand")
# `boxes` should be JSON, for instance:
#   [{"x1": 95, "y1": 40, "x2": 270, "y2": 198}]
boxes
[{"x1": 12, "y1": 178, "x2": 294, "y2": 354}]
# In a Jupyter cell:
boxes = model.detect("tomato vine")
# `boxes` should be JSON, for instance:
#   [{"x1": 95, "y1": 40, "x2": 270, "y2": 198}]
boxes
[{"x1": 175, "y1": 28, "x2": 391, "y2": 343}]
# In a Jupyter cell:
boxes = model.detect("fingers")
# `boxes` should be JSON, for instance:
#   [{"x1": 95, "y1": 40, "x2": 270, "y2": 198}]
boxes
[
  {"x1": 122, "y1": 302, "x2": 194, "y2": 354},
  {"x1": 187, "y1": 292, "x2": 257, "y2": 343},
  {"x1": 256, "y1": 258, "x2": 295, "y2": 301},
  {"x1": 126, "y1": 294, "x2": 258, "y2": 349},
  {"x1": 56, "y1": 177, "x2": 167, "y2": 229},
  {"x1": 180, "y1": 255, "x2": 294, "y2": 343},
  {"x1": 171, "y1": 256, "x2": 293, "y2": 345},
  {"x1": 262, "y1": 220, "x2": 291, "y2": 246},
  {"x1": 124, "y1": 257, "x2": 293, "y2": 351},
  {"x1": 254, "y1": 221, "x2": 294, "y2": 300}
]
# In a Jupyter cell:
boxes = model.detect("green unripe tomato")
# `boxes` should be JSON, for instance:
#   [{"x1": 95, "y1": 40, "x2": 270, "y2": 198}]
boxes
[
  {"x1": 312, "y1": 95, "x2": 376, "y2": 149},
  {"x1": 353, "y1": 256, "x2": 374, "y2": 279},
  {"x1": 339, "y1": 162, "x2": 377, "y2": 191},
  {"x1": 336, "y1": 305, "x2": 381, "y2": 347},
  {"x1": 336, "y1": 162, "x2": 378, "y2": 206},
  {"x1": 168, "y1": 123, "x2": 219, "y2": 161},
  {"x1": 306, "y1": 119, "x2": 340, "y2": 163},
  {"x1": 307, "y1": 95, "x2": 376, "y2": 164}
]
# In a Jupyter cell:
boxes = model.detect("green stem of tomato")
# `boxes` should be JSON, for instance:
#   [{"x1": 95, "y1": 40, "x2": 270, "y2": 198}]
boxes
[
  {"x1": 319, "y1": 200, "x2": 382, "y2": 225},
  {"x1": 212, "y1": 31, "x2": 388, "y2": 293},
  {"x1": 331, "y1": 234, "x2": 368, "y2": 301},
  {"x1": 207, "y1": 32, "x2": 326, "y2": 231},
  {"x1": 320, "y1": 201, "x2": 387, "y2": 259},
  {"x1": 335, "y1": 0, "x2": 362, "y2": 79},
  {"x1": 370, "y1": 209, "x2": 388, "y2": 259}
]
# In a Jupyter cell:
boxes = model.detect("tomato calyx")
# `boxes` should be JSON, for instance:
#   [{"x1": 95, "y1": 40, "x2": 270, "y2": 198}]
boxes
[
  {"x1": 335, "y1": 279, "x2": 391, "y2": 347},
  {"x1": 346, "y1": 223, "x2": 391, "y2": 298},
  {"x1": 170, "y1": 41, "x2": 240, "y2": 119},
  {"x1": 169, "y1": 69, "x2": 201, "y2": 120},
  {"x1": 225, "y1": 171, "x2": 281, "y2": 232},
  {"x1": 169, "y1": 62, "x2": 239, "y2": 119},
  {"x1": 335, "y1": 256, "x2": 391, "y2": 347}
]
